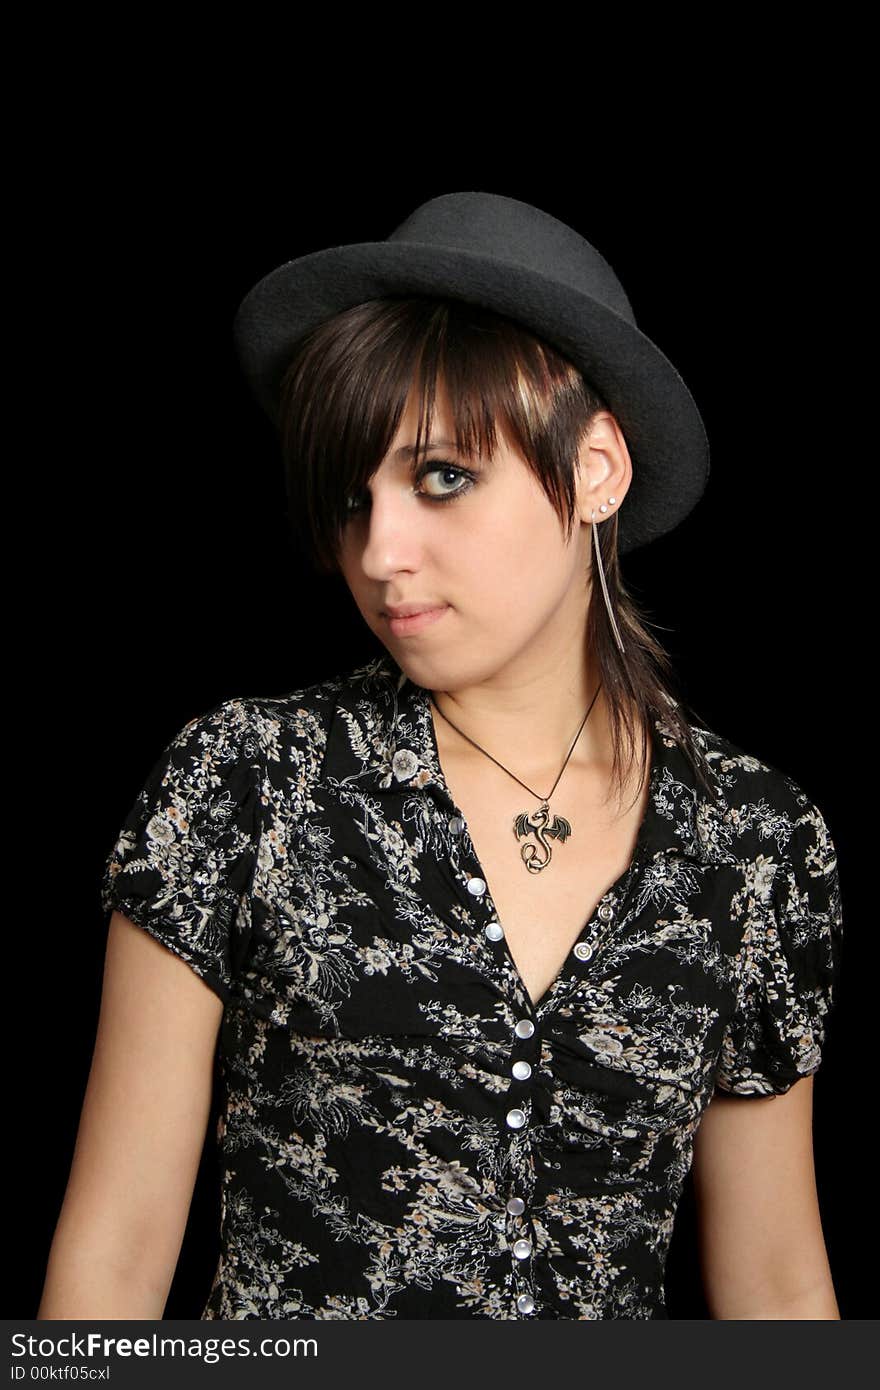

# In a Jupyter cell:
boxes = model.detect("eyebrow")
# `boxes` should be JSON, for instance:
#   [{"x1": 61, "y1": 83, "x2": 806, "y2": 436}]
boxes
[{"x1": 393, "y1": 439, "x2": 459, "y2": 459}]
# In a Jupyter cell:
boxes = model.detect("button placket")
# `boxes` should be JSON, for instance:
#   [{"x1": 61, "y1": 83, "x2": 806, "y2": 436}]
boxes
[
  {"x1": 464, "y1": 880, "x2": 514, "y2": 990},
  {"x1": 461, "y1": 860, "x2": 529, "y2": 1008},
  {"x1": 502, "y1": 1003, "x2": 541, "y2": 1309},
  {"x1": 453, "y1": 826, "x2": 540, "y2": 1312}
]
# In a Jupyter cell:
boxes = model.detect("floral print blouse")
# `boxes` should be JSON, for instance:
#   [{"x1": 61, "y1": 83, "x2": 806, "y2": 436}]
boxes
[{"x1": 99, "y1": 652, "x2": 843, "y2": 1320}]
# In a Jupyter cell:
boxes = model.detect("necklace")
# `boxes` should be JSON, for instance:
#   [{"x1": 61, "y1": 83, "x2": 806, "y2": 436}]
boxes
[{"x1": 429, "y1": 684, "x2": 603, "y2": 875}]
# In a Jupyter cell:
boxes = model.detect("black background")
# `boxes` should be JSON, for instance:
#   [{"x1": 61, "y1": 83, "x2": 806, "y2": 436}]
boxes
[{"x1": 12, "y1": 89, "x2": 871, "y2": 1323}]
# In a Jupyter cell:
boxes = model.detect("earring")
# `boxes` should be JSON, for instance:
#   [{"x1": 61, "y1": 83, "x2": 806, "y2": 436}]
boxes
[{"x1": 591, "y1": 500, "x2": 626, "y2": 656}]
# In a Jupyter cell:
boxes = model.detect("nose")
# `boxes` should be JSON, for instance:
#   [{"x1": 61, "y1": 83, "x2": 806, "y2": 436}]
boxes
[{"x1": 356, "y1": 481, "x2": 424, "y2": 580}]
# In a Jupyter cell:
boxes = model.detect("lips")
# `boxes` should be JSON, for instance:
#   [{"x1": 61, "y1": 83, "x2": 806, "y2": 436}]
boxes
[
  {"x1": 384, "y1": 603, "x2": 445, "y2": 618},
  {"x1": 385, "y1": 605, "x2": 450, "y2": 637}
]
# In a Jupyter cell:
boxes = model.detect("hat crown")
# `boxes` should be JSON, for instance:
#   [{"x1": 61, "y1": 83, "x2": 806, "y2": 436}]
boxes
[{"x1": 387, "y1": 191, "x2": 637, "y2": 326}]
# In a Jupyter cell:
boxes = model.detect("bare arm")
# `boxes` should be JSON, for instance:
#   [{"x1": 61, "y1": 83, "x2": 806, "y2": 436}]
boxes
[
  {"x1": 37, "y1": 911, "x2": 225, "y2": 1319},
  {"x1": 691, "y1": 1075, "x2": 839, "y2": 1319}
]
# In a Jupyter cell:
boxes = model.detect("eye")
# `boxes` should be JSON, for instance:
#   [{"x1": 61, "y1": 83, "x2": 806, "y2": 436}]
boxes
[
  {"x1": 414, "y1": 460, "x2": 477, "y2": 503},
  {"x1": 343, "y1": 460, "x2": 477, "y2": 517}
]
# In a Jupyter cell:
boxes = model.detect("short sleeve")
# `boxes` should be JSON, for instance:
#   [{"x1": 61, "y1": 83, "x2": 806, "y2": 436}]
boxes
[
  {"x1": 714, "y1": 800, "x2": 844, "y2": 1097},
  {"x1": 100, "y1": 700, "x2": 264, "y2": 1003}
]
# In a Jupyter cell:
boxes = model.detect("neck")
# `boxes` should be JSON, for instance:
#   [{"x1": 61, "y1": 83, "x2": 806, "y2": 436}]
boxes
[{"x1": 429, "y1": 658, "x2": 612, "y2": 785}]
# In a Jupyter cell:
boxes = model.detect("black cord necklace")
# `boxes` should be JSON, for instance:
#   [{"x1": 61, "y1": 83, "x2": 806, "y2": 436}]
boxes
[{"x1": 429, "y1": 684, "x2": 603, "y2": 875}]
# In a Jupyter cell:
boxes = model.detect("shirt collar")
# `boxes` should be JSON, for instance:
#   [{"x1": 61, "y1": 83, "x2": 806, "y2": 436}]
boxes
[{"x1": 318, "y1": 652, "x2": 718, "y2": 864}]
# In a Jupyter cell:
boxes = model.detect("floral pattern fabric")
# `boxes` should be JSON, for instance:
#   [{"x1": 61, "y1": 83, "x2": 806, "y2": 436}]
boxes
[{"x1": 99, "y1": 653, "x2": 843, "y2": 1320}]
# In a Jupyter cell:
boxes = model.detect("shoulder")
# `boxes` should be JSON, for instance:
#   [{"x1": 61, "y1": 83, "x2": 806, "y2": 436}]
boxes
[
  {"x1": 203, "y1": 654, "x2": 395, "y2": 770},
  {"x1": 674, "y1": 708, "x2": 836, "y2": 865}
]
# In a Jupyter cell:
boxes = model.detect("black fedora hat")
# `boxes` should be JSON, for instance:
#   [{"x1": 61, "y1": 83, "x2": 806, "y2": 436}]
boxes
[{"x1": 232, "y1": 191, "x2": 710, "y2": 555}]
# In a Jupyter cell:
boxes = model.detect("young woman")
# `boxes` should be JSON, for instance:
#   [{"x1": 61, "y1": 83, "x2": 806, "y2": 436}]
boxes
[{"x1": 38, "y1": 192, "x2": 843, "y2": 1320}]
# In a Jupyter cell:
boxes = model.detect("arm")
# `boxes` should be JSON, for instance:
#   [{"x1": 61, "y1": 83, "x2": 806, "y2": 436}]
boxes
[
  {"x1": 37, "y1": 911, "x2": 225, "y2": 1319},
  {"x1": 691, "y1": 1075, "x2": 839, "y2": 1319}
]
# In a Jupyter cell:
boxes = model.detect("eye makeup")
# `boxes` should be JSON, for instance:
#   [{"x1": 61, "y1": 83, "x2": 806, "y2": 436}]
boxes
[{"x1": 344, "y1": 460, "x2": 478, "y2": 516}]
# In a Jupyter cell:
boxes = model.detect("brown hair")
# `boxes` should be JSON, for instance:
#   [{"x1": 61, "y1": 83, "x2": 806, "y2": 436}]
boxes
[{"x1": 276, "y1": 296, "x2": 716, "y2": 810}]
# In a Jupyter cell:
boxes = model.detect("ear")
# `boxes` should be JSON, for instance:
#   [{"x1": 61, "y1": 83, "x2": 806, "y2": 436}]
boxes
[{"x1": 573, "y1": 412, "x2": 633, "y2": 526}]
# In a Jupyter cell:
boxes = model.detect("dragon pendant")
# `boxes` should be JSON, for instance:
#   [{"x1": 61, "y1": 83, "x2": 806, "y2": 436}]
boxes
[{"x1": 513, "y1": 801, "x2": 572, "y2": 873}]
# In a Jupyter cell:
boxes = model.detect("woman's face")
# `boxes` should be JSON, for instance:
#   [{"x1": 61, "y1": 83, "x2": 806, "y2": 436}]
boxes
[{"x1": 335, "y1": 382, "x2": 630, "y2": 693}]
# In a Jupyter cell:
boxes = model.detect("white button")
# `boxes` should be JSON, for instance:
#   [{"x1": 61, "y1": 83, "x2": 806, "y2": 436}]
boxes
[
  {"x1": 507, "y1": 1196, "x2": 526, "y2": 1215},
  {"x1": 484, "y1": 922, "x2": 504, "y2": 941},
  {"x1": 574, "y1": 941, "x2": 593, "y2": 961},
  {"x1": 598, "y1": 902, "x2": 614, "y2": 921},
  {"x1": 506, "y1": 1108, "x2": 527, "y2": 1129},
  {"x1": 513, "y1": 1238, "x2": 532, "y2": 1259},
  {"x1": 512, "y1": 1060, "x2": 532, "y2": 1080},
  {"x1": 516, "y1": 1293, "x2": 536, "y2": 1313},
  {"x1": 514, "y1": 1018, "x2": 535, "y2": 1038},
  {"x1": 466, "y1": 877, "x2": 486, "y2": 896},
  {"x1": 449, "y1": 816, "x2": 465, "y2": 834}
]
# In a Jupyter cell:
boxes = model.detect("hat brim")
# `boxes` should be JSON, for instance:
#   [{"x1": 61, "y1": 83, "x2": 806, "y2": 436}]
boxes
[{"x1": 232, "y1": 241, "x2": 710, "y2": 555}]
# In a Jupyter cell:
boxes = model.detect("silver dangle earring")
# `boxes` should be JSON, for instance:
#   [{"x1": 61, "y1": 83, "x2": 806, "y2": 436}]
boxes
[{"x1": 591, "y1": 500, "x2": 626, "y2": 656}]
